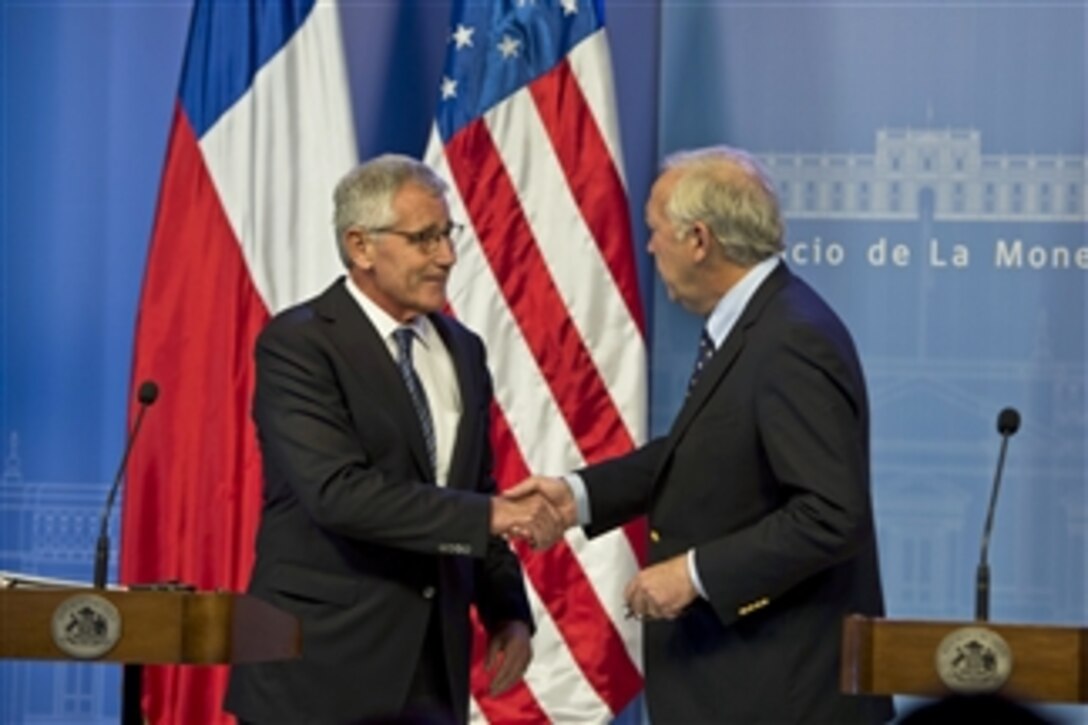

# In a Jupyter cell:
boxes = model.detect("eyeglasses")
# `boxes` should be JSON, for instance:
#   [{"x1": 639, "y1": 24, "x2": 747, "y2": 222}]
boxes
[{"x1": 367, "y1": 221, "x2": 464, "y2": 254}]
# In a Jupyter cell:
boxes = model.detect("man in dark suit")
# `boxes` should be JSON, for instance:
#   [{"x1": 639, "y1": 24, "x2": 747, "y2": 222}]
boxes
[
  {"x1": 508, "y1": 146, "x2": 895, "y2": 723},
  {"x1": 226, "y1": 155, "x2": 559, "y2": 724}
]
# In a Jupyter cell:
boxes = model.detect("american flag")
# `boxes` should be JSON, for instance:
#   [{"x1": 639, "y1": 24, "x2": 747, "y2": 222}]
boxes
[{"x1": 424, "y1": 1, "x2": 648, "y2": 721}]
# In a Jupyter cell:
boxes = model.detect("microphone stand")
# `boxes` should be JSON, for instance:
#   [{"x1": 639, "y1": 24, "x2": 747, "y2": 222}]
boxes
[
  {"x1": 93, "y1": 385, "x2": 157, "y2": 589},
  {"x1": 975, "y1": 410, "x2": 1018, "y2": 622}
]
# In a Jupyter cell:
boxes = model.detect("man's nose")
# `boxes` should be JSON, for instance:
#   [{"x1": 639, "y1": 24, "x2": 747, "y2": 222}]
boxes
[{"x1": 434, "y1": 236, "x2": 457, "y2": 264}]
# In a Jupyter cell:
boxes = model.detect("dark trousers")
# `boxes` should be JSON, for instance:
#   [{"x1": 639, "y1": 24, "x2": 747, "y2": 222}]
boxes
[
  {"x1": 391, "y1": 607, "x2": 457, "y2": 725},
  {"x1": 241, "y1": 609, "x2": 457, "y2": 725}
]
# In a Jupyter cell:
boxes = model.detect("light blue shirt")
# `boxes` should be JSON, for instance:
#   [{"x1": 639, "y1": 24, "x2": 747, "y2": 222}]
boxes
[{"x1": 567, "y1": 255, "x2": 781, "y2": 601}]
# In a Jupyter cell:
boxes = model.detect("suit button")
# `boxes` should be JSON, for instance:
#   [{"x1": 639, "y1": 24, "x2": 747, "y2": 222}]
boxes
[{"x1": 422, "y1": 586, "x2": 436, "y2": 600}]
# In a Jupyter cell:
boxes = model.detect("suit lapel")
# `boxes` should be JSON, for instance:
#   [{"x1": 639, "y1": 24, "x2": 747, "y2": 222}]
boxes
[
  {"x1": 652, "y1": 264, "x2": 793, "y2": 483},
  {"x1": 313, "y1": 280, "x2": 434, "y2": 479}
]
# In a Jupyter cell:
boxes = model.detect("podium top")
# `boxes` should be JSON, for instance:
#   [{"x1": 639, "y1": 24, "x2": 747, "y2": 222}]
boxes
[
  {"x1": 1, "y1": 570, "x2": 123, "y2": 591},
  {"x1": 840, "y1": 615, "x2": 1088, "y2": 704},
  {"x1": 0, "y1": 587, "x2": 299, "y2": 665}
]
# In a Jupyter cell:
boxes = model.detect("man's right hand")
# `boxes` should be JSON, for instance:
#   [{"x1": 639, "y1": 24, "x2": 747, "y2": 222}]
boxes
[
  {"x1": 500, "y1": 476, "x2": 577, "y2": 549},
  {"x1": 490, "y1": 491, "x2": 565, "y2": 550}
]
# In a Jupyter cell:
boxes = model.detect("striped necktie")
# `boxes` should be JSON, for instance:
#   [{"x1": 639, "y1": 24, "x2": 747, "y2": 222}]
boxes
[
  {"x1": 687, "y1": 329, "x2": 716, "y2": 394},
  {"x1": 392, "y1": 327, "x2": 436, "y2": 474}
]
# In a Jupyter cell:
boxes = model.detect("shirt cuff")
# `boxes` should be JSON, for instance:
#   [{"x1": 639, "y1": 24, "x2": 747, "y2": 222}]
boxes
[
  {"x1": 688, "y1": 548, "x2": 708, "y2": 599},
  {"x1": 562, "y1": 473, "x2": 591, "y2": 526}
]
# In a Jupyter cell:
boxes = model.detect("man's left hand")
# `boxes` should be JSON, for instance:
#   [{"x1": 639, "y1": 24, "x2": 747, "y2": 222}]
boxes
[
  {"x1": 623, "y1": 554, "x2": 697, "y2": 621},
  {"x1": 485, "y1": 620, "x2": 532, "y2": 696}
]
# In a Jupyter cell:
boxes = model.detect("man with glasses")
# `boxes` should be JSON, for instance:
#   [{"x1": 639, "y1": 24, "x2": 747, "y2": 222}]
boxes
[{"x1": 226, "y1": 154, "x2": 559, "y2": 724}]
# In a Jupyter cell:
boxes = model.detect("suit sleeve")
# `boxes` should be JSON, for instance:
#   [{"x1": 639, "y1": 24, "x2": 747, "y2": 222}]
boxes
[
  {"x1": 579, "y1": 437, "x2": 670, "y2": 536},
  {"x1": 694, "y1": 327, "x2": 875, "y2": 626},
  {"x1": 254, "y1": 318, "x2": 493, "y2": 558}
]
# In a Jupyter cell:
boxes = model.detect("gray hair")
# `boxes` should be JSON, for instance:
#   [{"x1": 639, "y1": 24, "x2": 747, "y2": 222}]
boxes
[
  {"x1": 662, "y1": 146, "x2": 785, "y2": 266},
  {"x1": 332, "y1": 154, "x2": 448, "y2": 268}
]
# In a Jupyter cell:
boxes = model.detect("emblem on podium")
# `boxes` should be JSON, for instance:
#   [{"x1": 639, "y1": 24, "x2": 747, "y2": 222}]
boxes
[
  {"x1": 51, "y1": 593, "x2": 123, "y2": 659},
  {"x1": 935, "y1": 626, "x2": 1013, "y2": 693}
]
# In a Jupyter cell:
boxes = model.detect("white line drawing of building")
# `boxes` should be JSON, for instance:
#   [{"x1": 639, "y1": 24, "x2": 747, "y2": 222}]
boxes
[
  {"x1": 761, "y1": 127, "x2": 1087, "y2": 222},
  {"x1": 1, "y1": 431, "x2": 118, "y2": 723}
]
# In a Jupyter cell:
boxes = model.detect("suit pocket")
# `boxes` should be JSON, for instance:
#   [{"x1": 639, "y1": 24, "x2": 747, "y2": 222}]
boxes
[{"x1": 271, "y1": 562, "x2": 360, "y2": 607}]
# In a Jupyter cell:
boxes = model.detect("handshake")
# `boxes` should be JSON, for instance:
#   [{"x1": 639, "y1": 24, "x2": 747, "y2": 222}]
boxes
[
  {"x1": 489, "y1": 475, "x2": 699, "y2": 621},
  {"x1": 490, "y1": 476, "x2": 577, "y2": 550}
]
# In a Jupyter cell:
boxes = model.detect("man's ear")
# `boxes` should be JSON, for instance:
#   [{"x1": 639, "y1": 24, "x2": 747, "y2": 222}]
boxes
[
  {"x1": 346, "y1": 229, "x2": 375, "y2": 270},
  {"x1": 689, "y1": 221, "x2": 714, "y2": 263}
]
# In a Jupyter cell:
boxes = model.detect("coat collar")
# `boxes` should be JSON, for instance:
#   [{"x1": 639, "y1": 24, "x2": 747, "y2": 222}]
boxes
[
  {"x1": 312, "y1": 279, "x2": 478, "y2": 487},
  {"x1": 313, "y1": 279, "x2": 435, "y2": 479},
  {"x1": 654, "y1": 263, "x2": 793, "y2": 480}
]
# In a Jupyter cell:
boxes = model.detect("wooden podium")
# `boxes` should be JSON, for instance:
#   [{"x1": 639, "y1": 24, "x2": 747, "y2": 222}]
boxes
[
  {"x1": 0, "y1": 587, "x2": 298, "y2": 663},
  {"x1": 1, "y1": 587, "x2": 300, "y2": 721},
  {"x1": 840, "y1": 615, "x2": 1088, "y2": 703}
]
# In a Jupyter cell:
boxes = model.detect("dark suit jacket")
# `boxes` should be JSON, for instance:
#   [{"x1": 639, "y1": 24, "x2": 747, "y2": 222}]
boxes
[
  {"x1": 581, "y1": 264, "x2": 894, "y2": 724},
  {"x1": 225, "y1": 279, "x2": 531, "y2": 724}
]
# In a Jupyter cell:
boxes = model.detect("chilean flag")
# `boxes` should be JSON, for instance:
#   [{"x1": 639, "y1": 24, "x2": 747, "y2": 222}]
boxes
[{"x1": 120, "y1": 1, "x2": 356, "y2": 722}]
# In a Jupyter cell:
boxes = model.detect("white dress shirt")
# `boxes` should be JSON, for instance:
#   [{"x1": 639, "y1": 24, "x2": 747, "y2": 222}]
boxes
[{"x1": 345, "y1": 278, "x2": 462, "y2": 486}]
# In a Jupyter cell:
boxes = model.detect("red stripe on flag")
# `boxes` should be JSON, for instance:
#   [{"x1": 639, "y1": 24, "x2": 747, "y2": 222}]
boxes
[
  {"x1": 121, "y1": 104, "x2": 269, "y2": 725},
  {"x1": 528, "y1": 59, "x2": 646, "y2": 337},
  {"x1": 526, "y1": 56, "x2": 650, "y2": 565},
  {"x1": 443, "y1": 121, "x2": 635, "y2": 466},
  {"x1": 474, "y1": 402, "x2": 643, "y2": 716},
  {"x1": 469, "y1": 609, "x2": 551, "y2": 723}
]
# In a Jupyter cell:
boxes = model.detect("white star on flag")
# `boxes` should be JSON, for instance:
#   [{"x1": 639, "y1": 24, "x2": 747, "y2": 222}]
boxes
[
  {"x1": 440, "y1": 76, "x2": 457, "y2": 99},
  {"x1": 561, "y1": 0, "x2": 578, "y2": 15},
  {"x1": 497, "y1": 34, "x2": 521, "y2": 59},
  {"x1": 451, "y1": 23, "x2": 474, "y2": 49}
]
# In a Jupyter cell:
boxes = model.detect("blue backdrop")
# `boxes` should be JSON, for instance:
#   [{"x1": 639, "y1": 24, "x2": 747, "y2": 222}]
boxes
[
  {"x1": 655, "y1": 3, "x2": 1086, "y2": 723},
  {"x1": 1, "y1": 1, "x2": 1084, "y2": 723}
]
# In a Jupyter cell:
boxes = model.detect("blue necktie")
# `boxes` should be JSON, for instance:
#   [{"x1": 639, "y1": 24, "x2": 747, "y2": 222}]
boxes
[
  {"x1": 687, "y1": 329, "x2": 716, "y2": 394},
  {"x1": 393, "y1": 327, "x2": 436, "y2": 474}
]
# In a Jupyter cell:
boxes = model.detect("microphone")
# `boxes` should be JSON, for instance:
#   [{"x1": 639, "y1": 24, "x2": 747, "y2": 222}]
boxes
[
  {"x1": 975, "y1": 406, "x2": 1020, "y2": 621},
  {"x1": 93, "y1": 380, "x2": 159, "y2": 589}
]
